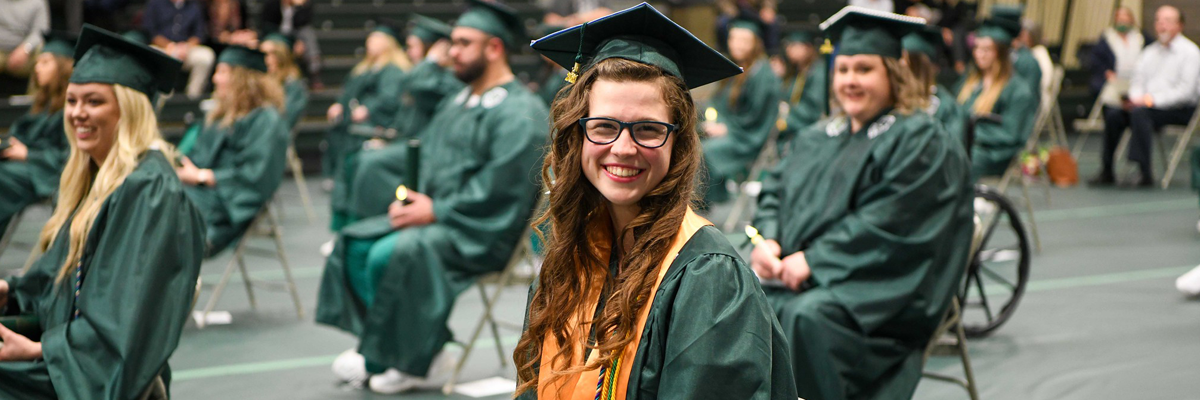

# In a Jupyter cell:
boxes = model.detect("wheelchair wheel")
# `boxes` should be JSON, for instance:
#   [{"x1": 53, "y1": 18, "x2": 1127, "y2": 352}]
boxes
[{"x1": 960, "y1": 185, "x2": 1031, "y2": 338}]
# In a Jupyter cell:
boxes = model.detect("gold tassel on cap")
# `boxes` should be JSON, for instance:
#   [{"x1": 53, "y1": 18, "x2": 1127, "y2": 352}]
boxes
[
  {"x1": 565, "y1": 62, "x2": 580, "y2": 84},
  {"x1": 820, "y1": 38, "x2": 833, "y2": 55}
]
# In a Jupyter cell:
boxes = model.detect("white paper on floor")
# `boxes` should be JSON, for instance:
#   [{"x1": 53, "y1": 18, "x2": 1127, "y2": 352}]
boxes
[
  {"x1": 454, "y1": 376, "x2": 517, "y2": 398},
  {"x1": 192, "y1": 311, "x2": 233, "y2": 326}
]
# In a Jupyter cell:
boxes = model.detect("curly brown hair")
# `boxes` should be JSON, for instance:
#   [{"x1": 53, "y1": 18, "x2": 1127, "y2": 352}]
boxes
[{"x1": 512, "y1": 57, "x2": 701, "y2": 396}]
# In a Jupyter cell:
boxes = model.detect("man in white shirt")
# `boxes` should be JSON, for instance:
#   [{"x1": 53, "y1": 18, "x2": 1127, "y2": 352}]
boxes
[{"x1": 1094, "y1": 5, "x2": 1199, "y2": 187}]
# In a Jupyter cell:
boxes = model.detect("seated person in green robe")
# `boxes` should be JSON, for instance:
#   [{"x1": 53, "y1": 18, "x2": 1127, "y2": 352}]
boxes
[
  {"x1": 176, "y1": 45, "x2": 289, "y2": 256},
  {"x1": 0, "y1": 25, "x2": 205, "y2": 400},
  {"x1": 749, "y1": 8, "x2": 974, "y2": 400},
  {"x1": 0, "y1": 32, "x2": 74, "y2": 236},
  {"x1": 325, "y1": 23, "x2": 412, "y2": 232},
  {"x1": 992, "y1": 5, "x2": 1042, "y2": 108},
  {"x1": 953, "y1": 17, "x2": 1037, "y2": 180},
  {"x1": 513, "y1": 5, "x2": 797, "y2": 400},
  {"x1": 776, "y1": 29, "x2": 828, "y2": 147},
  {"x1": 260, "y1": 33, "x2": 309, "y2": 130},
  {"x1": 324, "y1": 15, "x2": 466, "y2": 238},
  {"x1": 314, "y1": 0, "x2": 548, "y2": 394},
  {"x1": 902, "y1": 26, "x2": 966, "y2": 141},
  {"x1": 700, "y1": 17, "x2": 783, "y2": 205}
]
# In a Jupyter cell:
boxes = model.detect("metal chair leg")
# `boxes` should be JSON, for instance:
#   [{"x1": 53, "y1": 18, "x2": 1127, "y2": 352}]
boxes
[
  {"x1": 266, "y1": 210, "x2": 305, "y2": 319},
  {"x1": 236, "y1": 251, "x2": 257, "y2": 311},
  {"x1": 199, "y1": 242, "x2": 246, "y2": 329},
  {"x1": 951, "y1": 300, "x2": 981, "y2": 400},
  {"x1": 1161, "y1": 127, "x2": 1196, "y2": 189},
  {"x1": 443, "y1": 283, "x2": 493, "y2": 395},
  {"x1": 1019, "y1": 177, "x2": 1043, "y2": 253},
  {"x1": 288, "y1": 145, "x2": 318, "y2": 223}
]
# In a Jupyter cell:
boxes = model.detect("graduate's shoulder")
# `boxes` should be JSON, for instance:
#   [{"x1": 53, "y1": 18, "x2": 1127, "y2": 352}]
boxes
[
  {"x1": 669, "y1": 225, "x2": 754, "y2": 281},
  {"x1": 479, "y1": 81, "x2": 550, "y2": 124},
  {"x1": 116, "y1": 150, "x2": 189, "y2": 201}
]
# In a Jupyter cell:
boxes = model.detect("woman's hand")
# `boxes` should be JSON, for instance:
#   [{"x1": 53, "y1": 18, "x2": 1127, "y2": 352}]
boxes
[
  {"x1": 175, "y1": 157, "x2": 214, "y2": 186},
  {"x1": 387, "y1": 192, "x2": 436, "y2": 229},
  {"x1": 351, "y1": 106, "x2": 370, "y2": 123},
  {"x1": 750, "y1": 239, "x2": 783, "y2": 280},
  {"x1": 1, "y1": 137, "x2": 27, "y2": 161},
  {"x1": 327, "y1": 103, "x2": 344, "y2": 122},
  {"x1": 779, "y1": 252, "x2": 812, "y2": 291},
  {"x1": 0, "y1": 323, "x2": 41, "y2": 362}
]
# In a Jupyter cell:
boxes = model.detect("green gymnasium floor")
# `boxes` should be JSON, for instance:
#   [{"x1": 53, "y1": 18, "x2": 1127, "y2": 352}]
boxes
[{"x1": 1, "y1": 146, "x2": 1199, "y2": 399}]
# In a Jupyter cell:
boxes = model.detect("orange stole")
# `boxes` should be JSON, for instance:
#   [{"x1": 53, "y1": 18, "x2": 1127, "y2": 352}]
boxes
[{"x1": 537, "y1": 208, "x2": 712, "y2": 400}]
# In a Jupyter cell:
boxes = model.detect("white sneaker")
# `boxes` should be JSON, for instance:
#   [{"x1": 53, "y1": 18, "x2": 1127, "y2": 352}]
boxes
[
  {"x1": 367, "y1": 349, "x2": 457, "y2": 394},
  {"x1": 1176, "y1": 264, "x2": 1200, "y2": 297},
  {"x1": 320, "y1": 239, "x2": 335, "y2": 257},
  {"x1": 332, "y1": 348, "x2": 368, "y2": 388}
]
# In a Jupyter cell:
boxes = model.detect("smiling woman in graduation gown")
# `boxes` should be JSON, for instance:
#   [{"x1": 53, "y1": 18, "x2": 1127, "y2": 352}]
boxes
[
  {"x1": 0, "y1": 32, "x2": 75, "y2": 235},
  {"x1": 750, "y1": 8, "x2": 973, "y2": 400},
  {"x1": 954, "y1": 17, "x2": 1038, "y2": 179},
  {"x1": 701, "y1": 18, "x2": 782, "y2": 204},
  {"x1": 0, "y1": 25, "x2": 205, "y2": 399},
  {"x1": 514, "y1": 5, "x2": 795, "y2": 400},
  {"x1": 177, "y1": 45, "x2": 289, "y2": 256}
]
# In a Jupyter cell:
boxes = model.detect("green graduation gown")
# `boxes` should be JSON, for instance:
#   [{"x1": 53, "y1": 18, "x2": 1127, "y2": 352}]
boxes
[
  {"x1": 515, "y1": 225, "x2": 798, "y2": 400},
  {"x1": 316, "y1": 79, "x2": 548, "y2": 376},
  {"x1": 283, "y1": 77, "x2": 310, "y2": 130},
  {"x1": 536, "y1": 69, "x2": 569, "y2": 107},
  {"x1": 0, "y1": 110, "x2": 67, "y2": 234},
  {"x1": 1012, "y1": 47, "x2": 1042, "y2": 107},
  {"x1": 752, "y1": 110, "x2": 973, "y2": 400},
  {"x1": 954, "y1": 75, "x2": 1038, "y2": 179},
  {"x1": 322, "y1": 64, "x2": 405, "y2": 183},
  {"x1": 780, "y1": 56, "x2": 828, "y2": 148},
  {"x1": 702, "y1": 60, "x2": 783, "y2": 204},
  {"x1": 183, "y1": 107, "x2": 289, "y2": 255},
  {"x1": 929, "y1": 84, "x2": 966, "y2": 142},
  {"x1": 328, "y1": 61, "x2": 463, "y2": 229},
  {"x1": 0, "y1": 150, "x2": 205, "y2": 400}
]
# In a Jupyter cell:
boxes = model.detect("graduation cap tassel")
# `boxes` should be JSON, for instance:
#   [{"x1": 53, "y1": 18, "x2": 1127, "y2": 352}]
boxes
[
  {"x1": 820, "y1": 38, "x2": 834, "y2": 55},
  {"x1": 565, "y1": 22, "x2": 587, "y2": 84}
]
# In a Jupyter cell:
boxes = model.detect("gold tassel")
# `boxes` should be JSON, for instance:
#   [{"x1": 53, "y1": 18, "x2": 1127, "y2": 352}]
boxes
[
  {"x1": 820, "y1": 38, "x2": 833, "y2": 55},
  {"x1": 565, "y1": 62, "x2": 581, "y2": 83}
]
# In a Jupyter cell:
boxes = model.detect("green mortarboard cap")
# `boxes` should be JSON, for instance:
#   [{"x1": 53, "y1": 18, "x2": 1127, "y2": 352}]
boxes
[
  {"x1": 455, "y1": 0, "x2": 524, "y2": 50},
  {"x1": 531, "y1": 3, "x2": 741, "y2": 89},
  {"x1": 977, "y1": 4, "x2": 1022, "y2": 43},
  {"x1": 218, "y1": 45, "x2": 268, "y2": 73},
  {"x1": 990, "y1": 4, "x2": 1024, "y2": 25},
  {"x1": 820, "y1": 6, "x2": 927, "y2": 59},
  {"x1": 729, "y1": 18, "x2": 764, "y2": 39},
  {"x1": 41, "y1": 30, "x2": 77, "y2": 59},
  {"x1": 782, "y1": 30, "x2": 817, "y2": 45},
  {"x1": 121, "y1": 30, "x2": 150, "y2": 45},
  {"x1": 902, "y1": 25, "x2": 945, "y2": 59},
  {"x1": 411, "y1": 14, "x2": 453, "y2": 44},
  {"x1": 71, "y1": 24, "x2": 182, "y2": 97},
  {"x1": 373, "y1": 18, "x2": 403, "y2": 43},
  {"x1": 262, "y1": 32, "x2": 295, "y2": 48}
]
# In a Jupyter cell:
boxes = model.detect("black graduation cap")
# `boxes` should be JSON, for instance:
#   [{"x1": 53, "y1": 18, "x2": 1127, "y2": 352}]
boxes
[
  {"x1": 819, "y1": 6, "x2": 927, "y2": 59},
  {"x1": 530, "y1": 2, "x2": 742, "y2": 89},
  {"x1": 70, "y1": 24, "x2": 182, "y2": 98}
]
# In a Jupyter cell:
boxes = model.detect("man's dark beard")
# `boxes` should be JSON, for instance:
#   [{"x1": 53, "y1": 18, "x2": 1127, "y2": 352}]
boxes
[{"x1": 454, "y1": 56, "x2": 487, "y2": 84}]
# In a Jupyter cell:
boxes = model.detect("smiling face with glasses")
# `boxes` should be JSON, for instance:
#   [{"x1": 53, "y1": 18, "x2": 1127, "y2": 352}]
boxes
[{"x1": 581, "y1": 78, "x2": 676, "y2": 212}]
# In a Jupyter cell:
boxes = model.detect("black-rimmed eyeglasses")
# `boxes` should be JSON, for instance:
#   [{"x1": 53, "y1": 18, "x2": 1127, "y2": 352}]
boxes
[{"x1": 578, "y1": 117, "x2": 677, "y2": 149}]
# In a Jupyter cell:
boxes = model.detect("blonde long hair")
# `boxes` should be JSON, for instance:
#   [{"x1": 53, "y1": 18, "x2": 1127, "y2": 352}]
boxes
[
  {"x1": 351, "y1": 32, "x2": 413, "y2": 75},
  {"x1": 262, "y1": 40, "x2": 302, "y2": 83},
  {"x1": 956, "y1": 40, "x2": 1013, "y2": 115},
  {"x1": 32, "y1": 54, "x2": 73, "y2": 114},
  {"x1": 39, "y1": 84, "x2": 180, "y2": 283},
  {"x1": 207, "y1": 65, "x2": 286, "y2": 127}
]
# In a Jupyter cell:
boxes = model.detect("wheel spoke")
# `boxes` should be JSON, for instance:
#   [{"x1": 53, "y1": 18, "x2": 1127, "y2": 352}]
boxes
[
  {"x1": 978, "y1": 263, "x2": 1018, "y2": 290},
  {"x1": 974, "y1": 272, "x2": 994, "y2": 322}
]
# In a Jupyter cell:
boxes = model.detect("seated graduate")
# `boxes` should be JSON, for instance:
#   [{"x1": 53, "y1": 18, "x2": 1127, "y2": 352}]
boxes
[
  {"x1": 902, "y1": 25, "x2": 966, "y2": 139},
  {"x1": 0, "y1": 32, "x2": 74, "y2": 236},
  {"x1": 514, "y1": 4, "x2": 797, "y2": 399},
  {"x1": 700, "y1": 16, "x2": 783, "y2": 205},
  {"x1": 777, "y1": 29, "x2": 829, "y2": 147},
  {"x1": 260, "y1": 33, "x2": 310, "y2": 130},
  {"x1": 993, "y1": 5, "x2": 1042, "y2": 107},
  {"x1": 176, "y1": 45, "x2": 289, "y2": 256},
  {"x1": 749, "y1": 7, "x2": 973, "y2": 400},
  {"x1": 325, "y1": 22, "x2": 411, "y2": 231},
  {"x1": 953, "y1": 15, "x2": 1037, "y2": 180},
  {"x1": 0, "y1": 25, "x2": 205, "y2": 399},
  {"x1": 329, "y1": 14, "x2": 466, "y2": 234},
  {"x1": 314, "y1": 0, "x2": 548, "y2": 394}
]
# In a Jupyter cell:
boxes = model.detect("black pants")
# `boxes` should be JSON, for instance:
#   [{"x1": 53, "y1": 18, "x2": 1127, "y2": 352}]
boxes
[{"x1": 1102, "y1": 105, "x2": 1196, "y2": 177}]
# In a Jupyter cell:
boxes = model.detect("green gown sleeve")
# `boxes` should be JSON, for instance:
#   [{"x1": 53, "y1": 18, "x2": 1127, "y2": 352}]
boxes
[
  {"x1": 284, "y1": 78, "x2": 310, "y2": 130},
  {"x1": 787, "y1": 58, "x2": 828, "y2": 136},
  {"x1": 405, "y1": 61, "x2": 464, "y2": 117},
  {"x1": 752, "y1": 144, "x2": 788, "y2": 241},
  {"x1": 727, "y1": 63, "x2": 783, "y2": 153},
  {"x1": 646, "y1": 252, "x2": 797, "y2": 399},
  {"x1": 1014, "y1": 49, "x2": 1042, "y2": 106},
  {"x1": 15, "y1": 111, "x2": 68, "y2": 198},
  {"x1": 801, "y1": 117, "x2": 972, "y2": 337},
  {"x1": 210, "y1": 109, "x2": 290, "y2": 231},
  {"x1": 362, "y1": 66, "x2": 405, "y2": 127},
  {"x1": 41, "y1": 156, "x2": 205, "y2": 399},
  {"x1": 973, "y1": 79, "x2": 1037, "y2": 149}
]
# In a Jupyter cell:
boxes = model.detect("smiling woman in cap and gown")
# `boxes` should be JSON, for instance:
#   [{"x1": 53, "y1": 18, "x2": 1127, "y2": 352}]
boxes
[
  {"x1": 176, "y1": 44, "x2": 289, "y2": 256},
  {"x1": 0, "y1": 25, "x2": 205, "y2": 399},
  {"x1": 314, "y1": 0, "x2": 548, "y2": 394},
  {"x1": 700, "y1": 16, "x2": 783, "y2": 205},
  {"x1": 0, "y1": 32, "x2": 75, "y2": 236},
  {"x1": 750, "y1": 6, "x2": 973, "y2": 400},
  {"x1": 514, "y1": 4, "x2": 796, "y2": 399}
]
